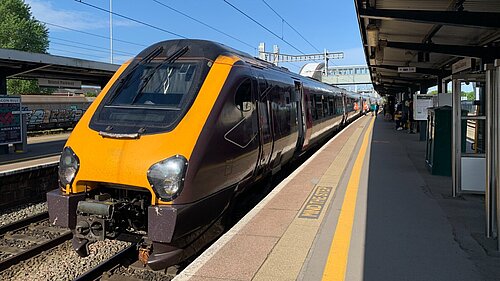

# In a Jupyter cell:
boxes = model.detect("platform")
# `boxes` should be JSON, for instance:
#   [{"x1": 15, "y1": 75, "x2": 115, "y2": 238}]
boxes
[
  {"x1": 0, "y1": 133, "x2": 67, "y2": 176},
  {"x1": 174, "y1": 115, "x2": 500, "y2": 281}
]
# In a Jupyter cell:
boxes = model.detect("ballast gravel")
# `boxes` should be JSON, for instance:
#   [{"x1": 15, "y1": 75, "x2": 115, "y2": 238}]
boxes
[
  {"x1": 0, "y1": 240, "x2": 130, "y2": 281},
  {"x1": 0, "y1": 202, "x2": 48, "y2": 227},
  {"x1": 110, "y1": 266, "x2": 175, "y2": 281}
]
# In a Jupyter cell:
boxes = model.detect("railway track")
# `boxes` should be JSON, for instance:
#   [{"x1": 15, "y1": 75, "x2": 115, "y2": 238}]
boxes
[
  {"x1": 0, "y1": 212, "x2": 72, "y2": 272},
  {"x1": 73, "y1": 244, "x2": 137, "y2": 281}
]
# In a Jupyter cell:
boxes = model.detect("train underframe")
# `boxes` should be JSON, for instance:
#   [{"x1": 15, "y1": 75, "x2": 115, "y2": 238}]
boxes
[{"x1": 47, "y1": 184, "x2": 234, "y2": 270}]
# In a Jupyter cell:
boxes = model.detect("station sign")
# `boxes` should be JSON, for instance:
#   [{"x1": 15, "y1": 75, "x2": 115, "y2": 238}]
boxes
[
  {"x1": 38, "y1": 78, "x2": 82, "y2": 89},
  {"x1": 398, "y1": 66, "x2": 416, "y2": 73},
  {"x1": 452, "y1": 58, "x2": 473, "y2": 74},
  {"x1": 0, "y1": 96, "x2": 22, "y2": 145}
]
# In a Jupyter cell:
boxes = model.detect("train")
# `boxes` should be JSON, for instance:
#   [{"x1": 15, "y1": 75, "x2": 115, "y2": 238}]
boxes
[
  {"x1": 47, "y1": 39, "x2": 370, "y2": 270},
  {"x1": 21, "y1": 95, "x2": 93, "y2": 132}
]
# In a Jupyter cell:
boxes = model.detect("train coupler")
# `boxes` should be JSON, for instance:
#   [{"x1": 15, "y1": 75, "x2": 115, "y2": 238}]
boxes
[{"x1": 72, "y1": 237, "x2": 90, "y2": 257}]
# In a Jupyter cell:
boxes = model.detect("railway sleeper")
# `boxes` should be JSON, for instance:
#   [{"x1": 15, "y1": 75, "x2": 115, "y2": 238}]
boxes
[
  {"x1": 0, "y1": 246, "x2": 23, "y2": 254},
  {"x1": 3, "y1": 233, "x2": 49, "y2": 244},
  {"x1": 27, "y1": 225, "x2": 68, "y2": 235}
]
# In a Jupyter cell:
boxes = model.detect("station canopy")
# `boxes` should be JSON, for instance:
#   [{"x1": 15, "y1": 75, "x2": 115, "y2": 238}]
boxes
[
  {"x1": 0, "y1": 48, "x2": 120, "y2": 88},
  {"x1": 354, "y1": 0, "x2": 500, "y2": 95}
]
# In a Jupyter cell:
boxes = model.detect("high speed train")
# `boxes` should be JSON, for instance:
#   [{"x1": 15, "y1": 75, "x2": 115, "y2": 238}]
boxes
[{"x1": 47, "y1": 39, "x2": 366, "y2": 270}]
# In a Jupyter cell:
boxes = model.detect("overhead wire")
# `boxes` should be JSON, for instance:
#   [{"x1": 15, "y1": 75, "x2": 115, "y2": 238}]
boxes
[
  {"x1": 50, "y1": 37, "x2": 136, "y2": 56},
  {"x1": 260, "y1": 0, "x2": 339, "y2": 69},
  {"x1": 151, "y1": 0, "x2": 256, "y2": 52},
  {"x1": 261, "y1": 0, "x2": 321, "y2": 53},
  {"x1": 50, "y1": 41, "x2": 132, "y2": 57},
  {"x1": 49, "y1": 48, "x2": 107, "y2": 60},
  {"x1": 222, "y1": 0, "x2": 305, "y2": 55},
  {"x1": 74, "y1": 0, "x2": 188, "y2": 39},
  {"x1": 43, "y1": 21, "x2": 147, "y2": 47}
]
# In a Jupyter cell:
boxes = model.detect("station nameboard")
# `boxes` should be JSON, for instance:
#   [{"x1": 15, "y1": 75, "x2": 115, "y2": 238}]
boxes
[
  {"x1": 452, "y1": 58, "x2": 473, "y2": 74},
  {"x1": 398, "y1": 66, "x2": 416, "y2": 73},
  {"x1": 0, "y1": 96, "x2": 22, "y2": 145},
  {"x1": 413, "y1": 94, "x2": 435, "y2": 121},
  {"x1": 38, "y1": 78, "x2": 82, "y2": 89}
]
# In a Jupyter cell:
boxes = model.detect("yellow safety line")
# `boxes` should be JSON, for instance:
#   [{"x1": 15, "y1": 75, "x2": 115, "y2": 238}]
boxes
[{"x1": 321, "y1": 117, "x2": 375, "y2": 281}]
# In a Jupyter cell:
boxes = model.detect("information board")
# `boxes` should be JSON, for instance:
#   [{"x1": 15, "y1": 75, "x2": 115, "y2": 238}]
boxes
[
  {"x1": 0, "y1": 96, "x2": 22, "y2": 145},
  {"x1": 414, "y1": 94, "x2": 435, "y2": 121}
]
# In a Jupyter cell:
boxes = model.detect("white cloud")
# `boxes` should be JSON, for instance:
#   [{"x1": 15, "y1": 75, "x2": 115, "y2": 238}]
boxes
[
  {"x1": 26, "y1": 0, "x2": 106, "y2": 30},
  {"x1": 26, "y1": 0, "x2": 135, "y2": 31}
]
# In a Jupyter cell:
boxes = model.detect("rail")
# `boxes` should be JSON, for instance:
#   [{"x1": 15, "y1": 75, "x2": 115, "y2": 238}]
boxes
[{"x1": 0, "y1": 214, "x2": 72, "y2": 271}]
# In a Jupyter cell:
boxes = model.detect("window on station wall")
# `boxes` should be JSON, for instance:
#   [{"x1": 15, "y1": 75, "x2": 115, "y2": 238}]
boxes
[
  {"x1": 462, "y1": 119, "x2": 486, "y2": 155},
  {"x1": 460, "y1": 81, "x2": 485, "y2": 117}
]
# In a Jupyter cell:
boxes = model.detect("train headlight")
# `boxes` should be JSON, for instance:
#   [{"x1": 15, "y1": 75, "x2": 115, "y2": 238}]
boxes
[
  {"x1": 147, "y1": 155, "x2": 188, "y2": 201},
  {"x1": 59, "y1": 147, "x2": 80, "y2": 189}
]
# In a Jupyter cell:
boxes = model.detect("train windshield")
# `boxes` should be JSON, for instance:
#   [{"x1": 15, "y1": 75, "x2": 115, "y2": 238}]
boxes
[
  {"x1": 91, "y1": 58, "x2": 209, "y2": 134},
  {"x1": 108, "y1": 62, "x2": 198, "y2": 109}
]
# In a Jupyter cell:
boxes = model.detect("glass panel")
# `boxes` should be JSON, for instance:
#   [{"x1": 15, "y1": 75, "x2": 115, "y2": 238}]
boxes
[
  {"x1": 93, "y1": 60, "x2": 204, "y2": 131},
  {"x1": 460, "y1": 82, "x2": 485, "y2": 117},
  {"x1": 462, "y1": 119, "x2": 486, "y2": 154},
  {"x1": 234, "y1": 79, "x2": 252, "y2": 112}
]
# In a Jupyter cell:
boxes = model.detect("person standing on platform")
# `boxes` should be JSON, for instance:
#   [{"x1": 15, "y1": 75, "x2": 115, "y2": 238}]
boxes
[
  {"x1": 395, "y1": 101, "x2": 403, "y2": 130},
  {"x1": 375, "y1": 103, "x2": 380, "y2": 118},
  {"x1": 408, "y1": 100, "x2": 415, "y2": 133}
]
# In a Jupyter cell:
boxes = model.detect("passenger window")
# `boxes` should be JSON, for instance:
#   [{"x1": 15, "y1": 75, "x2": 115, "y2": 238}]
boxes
[
  {"x1": 315, "y1": 95, "x2": 324, "y2": 119},
  {"x1": 235, "y1": 79, "x2": 252, "y2": 112}
]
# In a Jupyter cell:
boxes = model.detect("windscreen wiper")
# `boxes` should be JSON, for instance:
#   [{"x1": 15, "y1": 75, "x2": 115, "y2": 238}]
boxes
[
  {"x1": 119, "y1": 46, "x2": 164, "y2": 87},
  {"x1": 107, "y1": 46, "x2": 165, "y2": 104},
  {"x1": 135, "y1": 46, "x2": 190, "y2": 98}
]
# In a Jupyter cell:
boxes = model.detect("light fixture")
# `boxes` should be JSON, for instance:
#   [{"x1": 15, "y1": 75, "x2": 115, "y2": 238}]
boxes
[{"x1": 366, "y1": 25, "x2": 379, "y2": 47}]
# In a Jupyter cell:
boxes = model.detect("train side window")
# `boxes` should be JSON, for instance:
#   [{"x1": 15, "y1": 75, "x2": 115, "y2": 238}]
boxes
[
  {"x1": 315, "y1": 95, "x2": 324, "y2": 119},
  {"x1": 235, "y1": 79, "x2": 252, "y2": 112},
  {"x1": 312, "y1": 95, "x2": 317, "y2": 120},
  {"x1": 335, "y1": 96, "x2": 342, "y2": 115},
  {"x1": 328, "y1": 97, "x2": 334, "y2": 116},
  {"x1": 323, "y1": 96, "x2": 329, "y2": 117}
]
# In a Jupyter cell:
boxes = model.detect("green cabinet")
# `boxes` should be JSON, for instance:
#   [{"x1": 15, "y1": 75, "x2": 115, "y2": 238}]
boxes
[{"x1": 426, "y1": 106, "x2": 467, "y2": 176}]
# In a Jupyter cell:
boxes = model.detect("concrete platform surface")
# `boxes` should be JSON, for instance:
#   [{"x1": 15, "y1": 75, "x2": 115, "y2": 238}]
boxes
[
  {"x1": 0, "y1": 133, "x2": 68, "y2": 174},
  {"x1": 172, "y1": 115, "x2": 500, "y2": 281}
]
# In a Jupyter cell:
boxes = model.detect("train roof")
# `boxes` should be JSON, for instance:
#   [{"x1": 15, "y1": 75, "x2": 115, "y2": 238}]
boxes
[
  {"x1": 137, "y1": 39, "x2": 255, "y2": 64},
  {"x1": 136, "y1": 40, "x2": 362, "y2": 97}
]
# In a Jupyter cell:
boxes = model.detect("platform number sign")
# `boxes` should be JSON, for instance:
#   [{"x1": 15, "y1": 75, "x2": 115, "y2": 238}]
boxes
[{"x1": 0, "y1": 96, "x2": 22, "y2": 145}]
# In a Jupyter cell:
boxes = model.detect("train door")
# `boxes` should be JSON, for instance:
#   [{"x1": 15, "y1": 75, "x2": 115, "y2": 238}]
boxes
[
  {"x1": 342, "y1": 93, "x2": 347, "y2": 125},
  {"x1": 255, "y1": 75, "x2": 274, "y2": 175},
  {"x1": 295, "y1": 80, "x2": 306, "y2": 153}
]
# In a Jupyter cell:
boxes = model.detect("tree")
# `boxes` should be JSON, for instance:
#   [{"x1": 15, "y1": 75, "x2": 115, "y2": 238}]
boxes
[{"x1": 0, "y1": 0, "x2": 49, "y2": 94}]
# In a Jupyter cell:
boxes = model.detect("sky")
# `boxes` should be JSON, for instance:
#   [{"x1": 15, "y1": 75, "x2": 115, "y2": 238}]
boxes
[{"x1": 24, "y1": 0, "x2": 367, "y2": 73}]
